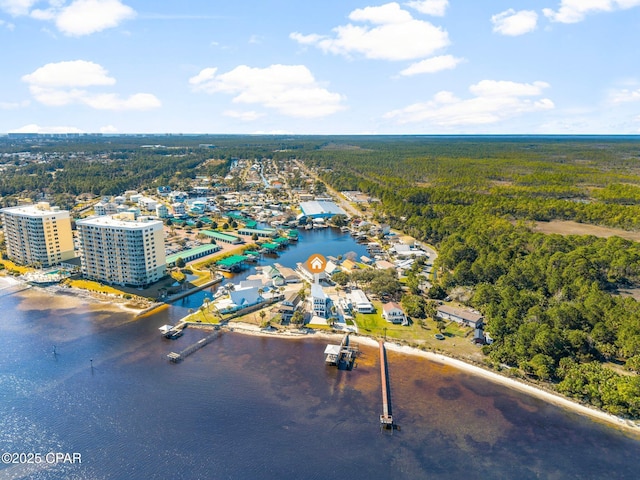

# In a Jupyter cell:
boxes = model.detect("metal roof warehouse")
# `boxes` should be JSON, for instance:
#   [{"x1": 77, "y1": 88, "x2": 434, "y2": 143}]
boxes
[{"x1": 299, "y1": 201, "x2": 346, "y2": 219}]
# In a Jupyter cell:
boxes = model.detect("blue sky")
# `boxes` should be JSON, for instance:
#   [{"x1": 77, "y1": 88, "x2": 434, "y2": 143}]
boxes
[{"x1": 1, "y1": 0, "x2": 640, "y2": 134}]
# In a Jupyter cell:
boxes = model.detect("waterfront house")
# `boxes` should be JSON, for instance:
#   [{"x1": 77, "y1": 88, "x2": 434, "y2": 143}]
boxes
[
  {"x1": 382, "y1": 302, "x2": 407, "y2": 325},
  {"x1": 311, "y1": 283, "x2": 329, "y2": 318},
  {"x1": 436, "y1": 305, "x2": 484, "y2": 329},
  {"x1": 349, "y1": 289, "x2": 374, "y2": 313},
  {"x1": 273, "y1": 263, "x2": 300, "y2": 283},
  {"x1": 228, "y1": 286, "x2": 263, "y2": 311},
  {"x1": 278, "y1": 291, "x2": 301, "y2": 322},
  {"x1": 340, "y1": 258, "x2": 359, "y2": 273},
  {"x1": 296, "y1": 262, "x2": 328, "y2": 283}
]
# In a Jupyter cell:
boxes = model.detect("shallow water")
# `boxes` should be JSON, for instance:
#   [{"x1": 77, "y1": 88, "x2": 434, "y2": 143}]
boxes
[{"x1": 1, "y1": 288, "x2": 639, "y2": 479}]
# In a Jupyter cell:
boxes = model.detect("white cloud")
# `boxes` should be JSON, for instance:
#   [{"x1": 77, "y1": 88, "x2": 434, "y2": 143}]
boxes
[
  {"x1": 543, "y1": 0, "x2": 640, "y2": 24},
  {"x1": 350, "y1": 3, "x2": 413, "y2": 24},
  {"x1": 491, "y1": 9, "x2": 538, "y2": 36},
  {"x1": 384, "y1": 79, "x2": 554, "y2": 126},
  {"x1": 470, "y1": 80, "x2": 550, "y2": 97},
  {"x1": 223, "y1": 110, "x2": 265, "y2": 121},
  {"x1": 399, "y1": 54, "x2": 463, "y2": 76},
  {"x1": 0, "y1": 0, "x2": 38, "y2": 16},
  {"x1": 0, "y1": 18, "x2": 15, "y2": 29},
  {"x1": 609, "y1": 87, "x2": 640, "y2": 103},
  {"x1": 405, "y1": 0, "x2": 448, "y2": 16},
  {"x1": 54, "y1": 0, "x2": 135, "y2": 36},
  {"x1": 100, "y1": 124, "x2": 118, "y2": 133},
  {"x1": 290, "y1": 2, "x2": 449, "y2": 62},
  {"x1": 188, "y1": 67, "x2": 217, "y2": 86},
  {"x1": 189, "y1": 64, "x2": 346, "y2": 118},
  {"x1": 22, "y1": 60, "x2": 116, "y2": 87},
  {"x1": 10, "y1": 123, "x2": 84, "y2": 134},
  {"x1": 22, "y1": 60, "x2": 161, "y2": 110},
  {"x1": 1, "y1": 0, "x2": 135, "y2": 35}
]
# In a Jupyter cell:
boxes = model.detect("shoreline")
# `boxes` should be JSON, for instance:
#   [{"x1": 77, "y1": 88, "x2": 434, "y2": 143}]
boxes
[
  {"x1": 222, "y1": 320, "x2": 640, "y2": 437},
  {"x1": 4, "y1": 273, "x2": 639, "y2": 437},
  {"x1": 0, "y1": 274, "x2": 148, "y2": 315}
]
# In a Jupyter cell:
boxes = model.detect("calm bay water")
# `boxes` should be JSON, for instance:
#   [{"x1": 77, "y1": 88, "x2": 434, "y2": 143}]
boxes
[{"x1": 1, "y1": 228, "x2": 640, "y2": 479}]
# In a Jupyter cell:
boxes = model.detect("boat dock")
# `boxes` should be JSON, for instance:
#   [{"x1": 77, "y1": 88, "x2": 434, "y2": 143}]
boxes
[
  {"x1": 324, "y1": 333, "x2": 359, "y2": 370},
  {"x1": 159, "y1": 321, "x2": 187, "y2": 339},
  {"x1": 379, "y1": 340, "x2": 396, "y2": 431},
  {"x1": 167, "y1": 328, "x2": 221, "y2": 363}
]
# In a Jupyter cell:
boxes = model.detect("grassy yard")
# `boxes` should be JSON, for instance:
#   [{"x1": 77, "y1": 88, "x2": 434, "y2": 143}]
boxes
[
  {"x1": 352, "y1": 301, "x2": 483, "y2": 360},
  {"x1": 183, "y1": 307, "x2": 220, "y2": 324}
]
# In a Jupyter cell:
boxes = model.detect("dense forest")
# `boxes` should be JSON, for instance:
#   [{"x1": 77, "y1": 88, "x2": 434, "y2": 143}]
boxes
[
  {"x1": 301, "y1": 136, "x2": 640, "y2": 417},
  {"x1": 2, "y1": 134, "x2": 640, "y2": 417}
]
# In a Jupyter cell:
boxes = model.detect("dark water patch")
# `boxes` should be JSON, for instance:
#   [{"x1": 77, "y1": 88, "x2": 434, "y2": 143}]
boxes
[{"x1": 437, "y1": 385, "x2": 463, "y2": 400}]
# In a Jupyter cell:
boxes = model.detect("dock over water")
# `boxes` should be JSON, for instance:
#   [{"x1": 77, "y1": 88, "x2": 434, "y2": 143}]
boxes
[
  {"x1": 324, "y1": 333, "x2": 359, "y2": 370},
  {"x1": 379, "y1": 340, "x2": 395, "y2": 430},
  {"x1": 167, "y1": 328, "x2": 221, "y2": 363}
]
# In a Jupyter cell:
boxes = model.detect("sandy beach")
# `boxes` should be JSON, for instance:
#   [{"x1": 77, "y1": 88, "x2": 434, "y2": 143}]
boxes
[
  {"x1": 221, "y1": 320, "x2": 640, "y2": 436},
  {"x1": 0, "y1": 274, "x2": 147, "y2": 315}
]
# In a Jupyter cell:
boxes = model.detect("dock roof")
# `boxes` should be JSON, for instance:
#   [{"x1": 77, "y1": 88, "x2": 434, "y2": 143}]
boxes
[
  {"x1": 166, "y1": 244, "x2": 219, "y2": 265},
  {"x1": 216, "y1": 255, "x2": 248, "y2": 267}
]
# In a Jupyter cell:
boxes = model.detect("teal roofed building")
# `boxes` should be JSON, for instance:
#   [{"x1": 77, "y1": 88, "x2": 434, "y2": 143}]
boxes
[
  {"x1": 200, "y1": 230, "x2": 243, "y2": 244},
  {"x1": 237, "y1": 227, "x2": 276, "y2": 238},
  {"x1": 166, "y1": 244, "x2": 220, "y2": 266}
]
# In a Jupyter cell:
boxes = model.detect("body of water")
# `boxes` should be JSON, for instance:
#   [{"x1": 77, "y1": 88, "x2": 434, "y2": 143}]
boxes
[
  {"x1": 1, "y1": 228, "x2": 639, "y2": 479},
  {"x1": 172, "y1": 227, "x2": 369, "y2": 315}
]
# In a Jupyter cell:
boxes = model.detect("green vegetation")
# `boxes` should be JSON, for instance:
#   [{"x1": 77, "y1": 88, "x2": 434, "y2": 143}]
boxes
[
  {"x1": 3, "y1": 134, "x2": 640, "y2": 418},
  {"x1": 301, "y1": 136, "x2": 640, "y2": 418}
]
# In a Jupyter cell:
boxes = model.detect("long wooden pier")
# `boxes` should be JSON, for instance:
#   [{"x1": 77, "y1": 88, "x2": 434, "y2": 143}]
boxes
[
  {"x1": 379, "y1": 340, "x2": 395, "y2": 430},
  {"x1": 167, "y1": 329, "x2": 221, "y2": 363}
]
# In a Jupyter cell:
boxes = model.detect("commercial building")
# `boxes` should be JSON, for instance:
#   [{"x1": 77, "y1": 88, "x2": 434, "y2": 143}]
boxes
[
  {"x1": 1, "y1": 202, "x2": 74, "y2": 267},
  {"x1": 299, "y1": 201, "x2": 346, "y2": 219},
  {"x1": 76, "y1": 215, "x2": 166, "y2": 287}
]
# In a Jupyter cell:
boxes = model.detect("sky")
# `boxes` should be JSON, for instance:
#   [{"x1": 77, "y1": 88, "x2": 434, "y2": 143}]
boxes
[{"x1": 1, "y1": 0, "x2": 640, "y2": 135}]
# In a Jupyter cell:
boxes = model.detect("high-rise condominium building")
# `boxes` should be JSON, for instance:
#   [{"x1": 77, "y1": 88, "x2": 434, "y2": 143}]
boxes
[
  {"x1": 76, "y1": 215, "x2": 166, "y2": 287},
  {"x1": 1, "y1": 202, "x2": 74, "y2": 267}
]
